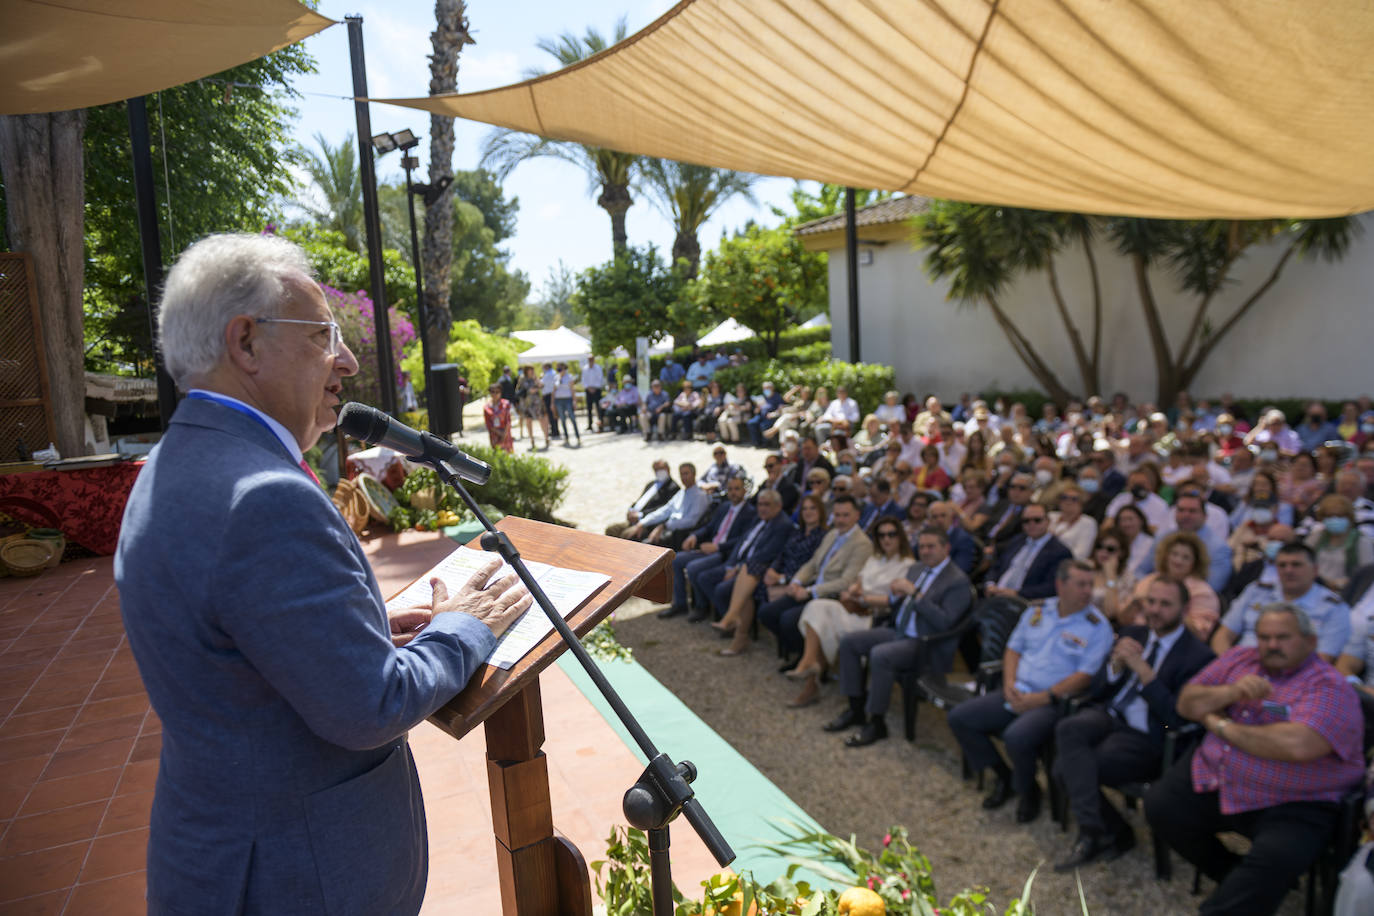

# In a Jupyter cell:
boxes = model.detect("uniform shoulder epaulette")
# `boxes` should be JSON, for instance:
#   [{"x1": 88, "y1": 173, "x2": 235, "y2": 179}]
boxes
[
  {"x1": 1085, "y1": 611, "x2": 1103, "y2": 625},
  {"x1": 1028, "y1": 603, "x2": 1044, "y2": 625},
  {"x1": 1323, "y1": 591, "x2": 1343, "y2": 603}
]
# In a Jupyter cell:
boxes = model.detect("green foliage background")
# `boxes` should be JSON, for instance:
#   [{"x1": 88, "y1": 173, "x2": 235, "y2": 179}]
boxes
[{"x1": 400, "y1": 319, "x2": 529, "y2": 393}]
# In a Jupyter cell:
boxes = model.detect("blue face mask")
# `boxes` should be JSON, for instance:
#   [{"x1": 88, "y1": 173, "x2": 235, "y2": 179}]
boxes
[
  {"x1": 1250, "y1": 507, "x2": 1275, "y2": 525},
  {"x1": 1079, "y1": 477, "x2": 1100, "y2": 494},
  {"x1": 835, "y1": 463, "x2": 853, "y2": 476},
  {"x1": 1263, "y1": 540, "x2": 1283, "y2": 561},
  {"x1": 1324, "y1": 517, "x2": 1351, "y2": 536}
]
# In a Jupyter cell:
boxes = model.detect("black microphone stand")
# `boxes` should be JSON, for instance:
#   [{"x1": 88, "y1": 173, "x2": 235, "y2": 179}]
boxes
[{"x1": 422, "y1": 456, "x2": 735, "y2": 915}]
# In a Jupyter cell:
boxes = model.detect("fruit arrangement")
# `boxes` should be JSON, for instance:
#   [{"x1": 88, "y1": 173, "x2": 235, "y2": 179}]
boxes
[{"x1": 389, "y1": 468, "x2": 471, "y2": 531}]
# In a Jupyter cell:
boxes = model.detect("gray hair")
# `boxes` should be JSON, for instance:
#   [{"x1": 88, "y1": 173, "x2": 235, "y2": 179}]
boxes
[
  {"x1": 158, "y1": 233, "x2": 316, "y2": 386},
  {"x1": 1257, "y1": 601, "x2": 1316, "y2": 637},
  {"x1": 756, "y1": 488, "x2": 782, "y2": 506}
]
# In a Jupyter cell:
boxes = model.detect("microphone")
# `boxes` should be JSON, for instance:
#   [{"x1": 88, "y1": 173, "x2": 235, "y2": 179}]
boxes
[{"x1": 336, "y1": 402, "x2": 491, "y2": 486}]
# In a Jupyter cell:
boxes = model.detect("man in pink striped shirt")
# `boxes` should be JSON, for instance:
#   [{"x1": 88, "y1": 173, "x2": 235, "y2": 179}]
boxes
[{"x1": 1145, "y1": 601, "x2": 1364, "y2": 915}]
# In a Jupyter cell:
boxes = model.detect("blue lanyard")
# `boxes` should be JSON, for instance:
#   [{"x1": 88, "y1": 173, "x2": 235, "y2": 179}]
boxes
[{"x1": 186, "y1": 391, "x2": 293, "y2": 457}]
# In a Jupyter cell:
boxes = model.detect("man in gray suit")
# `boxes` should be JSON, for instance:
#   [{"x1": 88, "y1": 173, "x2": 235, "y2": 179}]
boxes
[
  {"x1": 115, "y1": 233, "x2": 532, "y2": 915},
  {"x1": 824, "y1": 526, "x2": 972, "y2": 746}
]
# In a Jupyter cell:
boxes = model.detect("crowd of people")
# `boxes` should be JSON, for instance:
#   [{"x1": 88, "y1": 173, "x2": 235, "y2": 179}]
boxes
[{"x1": 601, "y1": 382, "x2": 1374, "y2": 916}]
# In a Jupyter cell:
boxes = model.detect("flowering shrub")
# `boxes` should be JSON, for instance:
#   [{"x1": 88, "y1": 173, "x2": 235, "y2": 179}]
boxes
[{"x1": 326, "y1": 285, "x2": 416, "y2": 408}]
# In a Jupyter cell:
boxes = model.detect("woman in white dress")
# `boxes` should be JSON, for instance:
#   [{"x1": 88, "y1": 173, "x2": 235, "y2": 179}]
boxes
[
  {"x1": 1049, "y1": 482, "x2": 1099, "y2": 559},
  {"x1": 785, "y1": 516, "x2": 915, "y2": 707}
]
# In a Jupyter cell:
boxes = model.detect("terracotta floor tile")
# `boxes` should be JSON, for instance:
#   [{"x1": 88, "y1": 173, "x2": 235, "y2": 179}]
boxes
[
  {"x1": 97, "y1": 792, "x2": 151, "y2": 837},
  {"x1": 87, "y1": 676, "x2": 144, "y2": 703},
  {"x1": 74, "y1": 697, "x2": 147, "y2": 728},
  {"x1": 0, "y1": 786, "x2": 27, "y2": 821},
  {"x1": 0, "y1": 801, "x2": 106, "y2": 856},
  {"x1": 65, "y1": 872, "x2": 144, "y2": 915},
  {"x1": 59, "y1": 715, "x2": 143, "y2": 752},
  {"x1": 0, "y1": 889, "x2": 69, "y2": 915},
  {"x1": 127, "y1": 735, "x2": 159, "y2": 764},
  {"x1": 0, "y1": 731, "x2": 66, "y2": 765},
  {"x1": 138, "y1": 710, "x2": 160, "y2": 737},
  {"x1": 0, "y1": 648, "x2": 58, "y2": 670},
  {"x1": 42, "y1": 738, "x2": 134, "y2": 781},
  {"x1": 18, "y1": 769, "x2": 121, "y2": 818},
  {"x1": 0, "y1": 756, "x2": 53, "y2": 793},
  {"x1": 113, "y1": 761, "x2": 157, "y2": 798},
  {"x1": 78, "y1": 828, "x2": 146, "y2": 883},
  {"x1": 0, "y1": 707, "x2": 80, "y2": 740},
  {"x1": 4, "y1": 631, "x2": 69, "y2": 651},
  {"x1": 0, "y1": 841, "x2": 89, "y2": 901},
  {"x1": 10, "y1": 686, "x2": 91, "y2": 717},
  {"x1": 0, "y1": 665, "x2": 46, "y2": 697}
]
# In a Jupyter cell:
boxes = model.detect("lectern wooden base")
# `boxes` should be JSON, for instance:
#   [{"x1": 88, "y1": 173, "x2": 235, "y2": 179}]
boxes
[{"x1": 412, "y1": 517, "x2": 672, "y2": 915}]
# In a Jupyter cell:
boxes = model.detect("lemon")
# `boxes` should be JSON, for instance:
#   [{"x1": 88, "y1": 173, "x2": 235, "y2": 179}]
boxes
[{"x1": 837, "y1": 886, "x2": 885, "y2": 916}]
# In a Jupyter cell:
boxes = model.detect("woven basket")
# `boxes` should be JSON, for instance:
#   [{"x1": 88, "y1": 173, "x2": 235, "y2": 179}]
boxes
[
  {"x1": 1, "y1": 538, "x2": 55, "y2": 577},
  {"x1": 331, "y1": 480, "x2": 370, "y2": 534}
]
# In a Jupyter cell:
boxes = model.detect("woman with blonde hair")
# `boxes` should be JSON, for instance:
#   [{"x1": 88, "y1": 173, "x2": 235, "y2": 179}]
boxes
[{"x1": 1126, "y1": 530, "x2": 1220, "y2": 640}]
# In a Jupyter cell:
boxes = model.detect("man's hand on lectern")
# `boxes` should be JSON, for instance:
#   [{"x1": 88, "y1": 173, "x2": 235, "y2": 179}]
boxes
[{"x1": 433, "y1": 556, "x2": 534, "y2": 638}]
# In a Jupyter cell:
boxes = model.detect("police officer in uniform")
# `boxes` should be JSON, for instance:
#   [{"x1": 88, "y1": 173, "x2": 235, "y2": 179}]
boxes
[
  {"x1": 947, "y1": 559, "x2": 1113, "y2": 822},
  {"x1": 1211, "y1": 541, "x2": 1350, "y2": 661}
]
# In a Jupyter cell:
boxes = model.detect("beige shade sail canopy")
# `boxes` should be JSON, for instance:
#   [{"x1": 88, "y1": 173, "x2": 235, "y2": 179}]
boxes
[
  {"x1": 381, "y1": 0, "x2": 1374, "y2": 219},
  {"x1": 1, "y1": 0, "x2": 334, "y2": 116}
]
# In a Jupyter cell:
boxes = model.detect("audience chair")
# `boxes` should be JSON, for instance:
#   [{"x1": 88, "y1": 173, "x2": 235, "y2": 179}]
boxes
[
  {"x1": 894, "y1": 586, "x2": 980, "y2": 741},
  {"x1": 1342, "y1": 562, "x2": 1374, "y2": 606}
]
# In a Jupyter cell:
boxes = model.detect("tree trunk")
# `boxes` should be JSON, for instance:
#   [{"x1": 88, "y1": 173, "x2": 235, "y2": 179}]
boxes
[
  {"x1": 672, "y1": 230, "x2": 700, "y2": 279},
  {"x1": 1129, "y1": 254, "x2": 1178, "y2": 405},
  {"x1": 0, "y1": 112, "x2": 88, "y2": 457},
  {"x1": 1045, "y1": 253, "x2": 1096, "y2": 398},
  {"x1": 1083, "y1": 238, "x2": 1103, "y2": 392},
  {"x1": 598, "y1": 181, "x2": 632, "y2": 256},
  {"x1": 421, "y1": 0, "x2": 467, "y2": 354},
  {"x1": 983, "y1": 295, "x2": 1074, "y2": 405}
]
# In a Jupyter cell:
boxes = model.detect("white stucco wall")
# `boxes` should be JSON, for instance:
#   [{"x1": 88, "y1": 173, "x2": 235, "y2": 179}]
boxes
[{"x1": 825, "y1": 213, "x2": 1374, "y2": 403}]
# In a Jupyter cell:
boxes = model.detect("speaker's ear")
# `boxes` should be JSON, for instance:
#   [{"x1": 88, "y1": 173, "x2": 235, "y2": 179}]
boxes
[{"x1": 224, "y1": 315, "x2": 259, "y2": 370}]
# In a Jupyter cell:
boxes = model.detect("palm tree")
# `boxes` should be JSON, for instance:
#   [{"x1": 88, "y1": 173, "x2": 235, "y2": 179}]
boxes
[
  {"x1": 300, "y1": 132, "x2": 363, "y2": 251},
  {"x1": 481, "y1": 20, "x2": 640, "y2": 255},
  {"x1": 638, "y1": 159, "x2": 759, "y2": 277}
]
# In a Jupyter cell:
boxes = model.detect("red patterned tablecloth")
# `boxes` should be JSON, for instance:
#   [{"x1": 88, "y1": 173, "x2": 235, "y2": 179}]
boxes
[{"x1": 0, "y1": 462, "x2": 145, "y2": 555}]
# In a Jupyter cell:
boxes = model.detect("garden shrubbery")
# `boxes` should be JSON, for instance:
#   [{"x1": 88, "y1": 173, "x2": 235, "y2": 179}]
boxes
[{"x1": 716, "y1": 360, "x2": 897, "y2": 414}]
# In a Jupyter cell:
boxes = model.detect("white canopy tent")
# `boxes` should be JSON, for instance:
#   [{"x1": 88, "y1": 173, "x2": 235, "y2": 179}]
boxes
[
  {"x1": 698, "y1": 318, "x2": 754, "y2": 347},
  {"x1": 511, "y1": 327, "x2": 593, "y2": 366}
]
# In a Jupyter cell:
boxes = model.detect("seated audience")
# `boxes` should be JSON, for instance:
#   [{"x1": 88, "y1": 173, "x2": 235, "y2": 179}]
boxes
[
  {"x1": 671, "y1": 381, "x2": 704, "y2": 440},
  {"x1": 983, "y1": 505, "x2": 1074, "y2": 603},
  {"x1": 825, "y1": 526, "x2": 972, "y2": 747},
  {"x1": 752, "y1": 453, "x2": 800, "y2": 515},
  {"x1": 947, "y1": 560, "x2": 1112, "y2": 822},
  {"x1": 902, "y1": 491, "x2": 934, "y2": 544},
  {"x1": 1105, "y1": 468, "x2": 1172, "y2": 533},
  {"x1": 926, "y1": 500, "x2": 978, "y2": 574},
  {"x1": 873, "y1": 390, "x2": 906, "y2": 427},
  {"x1": 1127, "y1": 531, "x2": 1221, "y2": 641},
  {"x1": 1111, "y1": 503, "x2": 1157, "y2": 579},
  {"x1": 716, "y1": 495, "x2": 826, "y2": 656},
  {"x1": 746, "y1": 381, "x2": 785, "y2": 447},
  {"x1": 818, "y1": 384, "x2": 861, "y2": 439},
  {"x1": 782, "y1": 436, "x2": 835, "y2": 492},
  {"x1": 1049, "y1": 483, "x2": 1099, "y2": 560},
  {"x1": 717, "y1": 383, "x2": 755, "y2": 444},
  {"x1": 620, "y1": 462, "x2": 709, "y2": 548},
  {"x1": 913, "y1": 444, "x2": 952, "y2": 494},
  {"x1": 758, "y1": 496, "x2": 874, "y2": 668},
  {"x1": 658, "y1": 476, "x2": 755, "y2": 621},
  {"x1": 1145, "y1": 602, "x2": 1365, "y2": 916},
  {"x1": 605, "y1": 459, "x2": 679, "y2": 538},
  {"x1": 606, "y1": 378, "x2": 642, "y2": 433},
  {"x1": 1090, "y1": 528, "x2": 1137, "y2": 625},
  {"x1": 639, "y1": 379, "x2": 671, "y2": 442},
  {"x1": 699, "y1": 488, "x2": 794, "y2": 628},
  {"x1": 1304, "y1": 494, "x2": 1374, "y2": 592},
  {"x1": 1212, "y1": 542, "x2": 1350, "y2": 662},
  {"x1": 698, "y1": 445, "x2": 744, "y2": 497},
  {"x1": 1138, "y1": 491, "x2": 1233, "y2": 593},
  {"x1": 695, "y1": 379, "x2": 727, "y2": 440},
  {"x1": 784, "y1": 517, "x2": 915, "y2": 707}
]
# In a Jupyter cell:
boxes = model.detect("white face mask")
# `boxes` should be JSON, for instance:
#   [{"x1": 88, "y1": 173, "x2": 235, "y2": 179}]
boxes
[
  {"x1": 1260, "y1": 449, "x2": 1278, "y2": 463},
  {"x1": 655, "y1": 470, "x2": 670, "y2": 483},
  {"x1": 1034, "y1": 469, "x2": 1053, "y2": 486}
]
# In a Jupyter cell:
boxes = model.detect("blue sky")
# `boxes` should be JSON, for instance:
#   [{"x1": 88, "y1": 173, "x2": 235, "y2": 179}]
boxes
[{"x1": 292, "y1": 1, "x2": 813, "y2": 301}]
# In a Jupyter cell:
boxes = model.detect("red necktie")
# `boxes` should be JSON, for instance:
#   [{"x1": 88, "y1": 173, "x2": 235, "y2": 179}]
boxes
[{"x1": 299, "y1": 458, "x2": 322, "y2": 486}]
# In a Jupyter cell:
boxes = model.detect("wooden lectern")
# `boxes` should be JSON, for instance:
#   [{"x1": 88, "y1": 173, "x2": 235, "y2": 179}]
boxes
[{"x1": 418, "y1": 516, "x2": 672, "y2": 915}]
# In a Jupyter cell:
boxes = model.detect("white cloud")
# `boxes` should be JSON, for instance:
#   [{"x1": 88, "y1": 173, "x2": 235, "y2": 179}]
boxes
[
  {"x1": 459, "y1": 50, "x2": 525, "y2": 92},
  {"x1": 537, "y1": 202, "x2": 563, "y2": 222}
]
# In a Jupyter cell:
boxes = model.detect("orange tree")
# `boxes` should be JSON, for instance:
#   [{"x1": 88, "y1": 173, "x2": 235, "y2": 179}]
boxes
[
  {"x1": 575, "y1": 244, "x2": 688, "y2": 356},
  {"x1": 688, "y1": 224, "x2": 827, "y2": 358}
]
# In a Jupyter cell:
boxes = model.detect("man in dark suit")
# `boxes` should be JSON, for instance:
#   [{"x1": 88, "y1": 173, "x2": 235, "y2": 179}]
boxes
[
  {"x1": 695, "y1": 487, "x2": 795, "y2": 620},
  {"x1": 605, "y1": 459, "x2": 679, "y2": 538},
  {"x1": 825, "y1": 526, "x2": 973, "y2": 746},
  {"x1": 752, "y1": 453, "x2": 800, "y2": 514},
  {"x1": 1051, "y1": 576, "x2": 1215, "y2": 870},
  {"x1": 782, "y1": 436, "x2": 834, "y2": 492},
  {"x1": 977, "y1": 471, "x2": 1035, "y2": 559},
  {"x1": 927, "y1": 500, "x2": 977, "y2": 574},
  {"x1": 984, "y1": 506, "x2": 1073, "y2": 602},
  {"x1": 659, "y1": 476, "x2": 756, "y2": 620}
]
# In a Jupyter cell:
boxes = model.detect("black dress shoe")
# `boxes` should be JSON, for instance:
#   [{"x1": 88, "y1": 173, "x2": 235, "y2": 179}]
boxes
[
  {"x1": 1053, "y1": 833, "x2": 1116, "y2": 872},
  {"x1": 1108, "y1": 829, "x2": 1136, "y2": 860},
  {"x1": 823, "y1": 708, "x2": 863, "y2": 732},
  {"x1": 686, "y1": 607, "x2": 709, "y2": 623},
  {"x1": 657, "y1": 604, "x2": 687, "y2": 619},
  {"x1": 777, "y1": 656, "x2": 799, "y2": 673},
  {"x1": 981, "y1": 776, "x2": 1014, "y2": 810},
  {"x1": 1015, "y1": 784, "x2": 1042, "y2": 823},
  {"x1": 844, "y1": 719, "x2": 888, "y2": 747}
]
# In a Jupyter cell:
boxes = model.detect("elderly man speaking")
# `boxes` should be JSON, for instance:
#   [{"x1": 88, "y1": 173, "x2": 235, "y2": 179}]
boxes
[{"x1": 115, "y1": 234, "x2": 532, "y2": 914}]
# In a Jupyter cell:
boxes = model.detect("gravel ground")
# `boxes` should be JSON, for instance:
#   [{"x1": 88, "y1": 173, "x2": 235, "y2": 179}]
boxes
[{"x1": 467, "y1": 409, "x2": 1303, "y2": 915}]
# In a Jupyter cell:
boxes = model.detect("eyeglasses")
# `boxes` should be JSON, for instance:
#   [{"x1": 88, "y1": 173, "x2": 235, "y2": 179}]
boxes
[
  {"x1": 1060, "y1": 494, "x2": 1081, "y2": 502},
  {"x1": 1008, "y1": 483, "x2": 1029, "y2": 491},
  {"x1": 1095, "y1": 543, "x2": 1119, "y2": 553},
  {"x1": 255, "y1": 317, "x2": 342, "y2": 357},
  {"x1": 1023, "y1": 516, "x2": 1047, "y2": 524},
  {"x1": 877, "y1": 531, "x2": 900, "y2": 539}
]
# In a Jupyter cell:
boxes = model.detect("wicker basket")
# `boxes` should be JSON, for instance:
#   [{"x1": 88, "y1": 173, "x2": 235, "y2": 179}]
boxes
[
  {"x1": 331, "y1": 479, "x2": 371, "y2": 535},
  {"x1": 1, "y1": 538, "x2": 55, "y2": 577}
]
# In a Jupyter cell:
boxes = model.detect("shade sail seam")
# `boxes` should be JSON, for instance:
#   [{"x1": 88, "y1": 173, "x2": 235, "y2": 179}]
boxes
[
  {"x1": 909, "y1": 0, "x2": 1001, "y2": 189},
  {"x1": 526, "y1": 84, "x2": 547, "y2": 136},
  {"x1": 22, "y1": 0, "x2": 333, "y2": 28}
]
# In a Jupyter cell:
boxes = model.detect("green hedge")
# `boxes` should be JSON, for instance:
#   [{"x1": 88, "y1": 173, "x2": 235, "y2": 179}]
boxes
[
  {"x1": 460, "y1": 443, "x2": 570, "y2": 522},
  {"x1": 715, "y1": 359, "x2": 896, "y2": 415}
]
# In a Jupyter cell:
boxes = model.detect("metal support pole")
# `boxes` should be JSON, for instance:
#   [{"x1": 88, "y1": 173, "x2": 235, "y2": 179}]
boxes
[
  {"x1": 126, "y1": 96, "x2": 179, "y2": 428},
  {"x1": 844, "y1": 187, "x2": 860, "y2": 364},
  {"x1": 346, "y1": 16, "x2": 398, "y2": 415},
  {"x1": 402, "y1": 158, "x2": 435, "y2": 431}
]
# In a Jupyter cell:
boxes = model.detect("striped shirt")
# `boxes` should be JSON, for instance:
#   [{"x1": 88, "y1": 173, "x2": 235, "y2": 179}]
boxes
[{"x1": 1189, "y1": 647, "x2": 1364, "y2": 814}]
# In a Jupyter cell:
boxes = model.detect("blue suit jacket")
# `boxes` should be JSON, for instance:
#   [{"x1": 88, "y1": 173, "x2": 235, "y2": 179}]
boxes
[
  {"x1": 727, "y1": 514, "x2": 795, "y2": 570},
  {"x1": 947, "y1": 524, "x2": 978, "y2": 574},
  {"x1": 691, "y1": 500, "x2": 757, "y2": 555},
  {"x1": 1086, "y1": 625, "x2": 1215, "y2": 748},
  {"x1": 115, "y1": 398, "x2": 495, "y2": 915},
  {"x1": 990, "y1": 534, "x2": 1073, "y2": 600}
]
